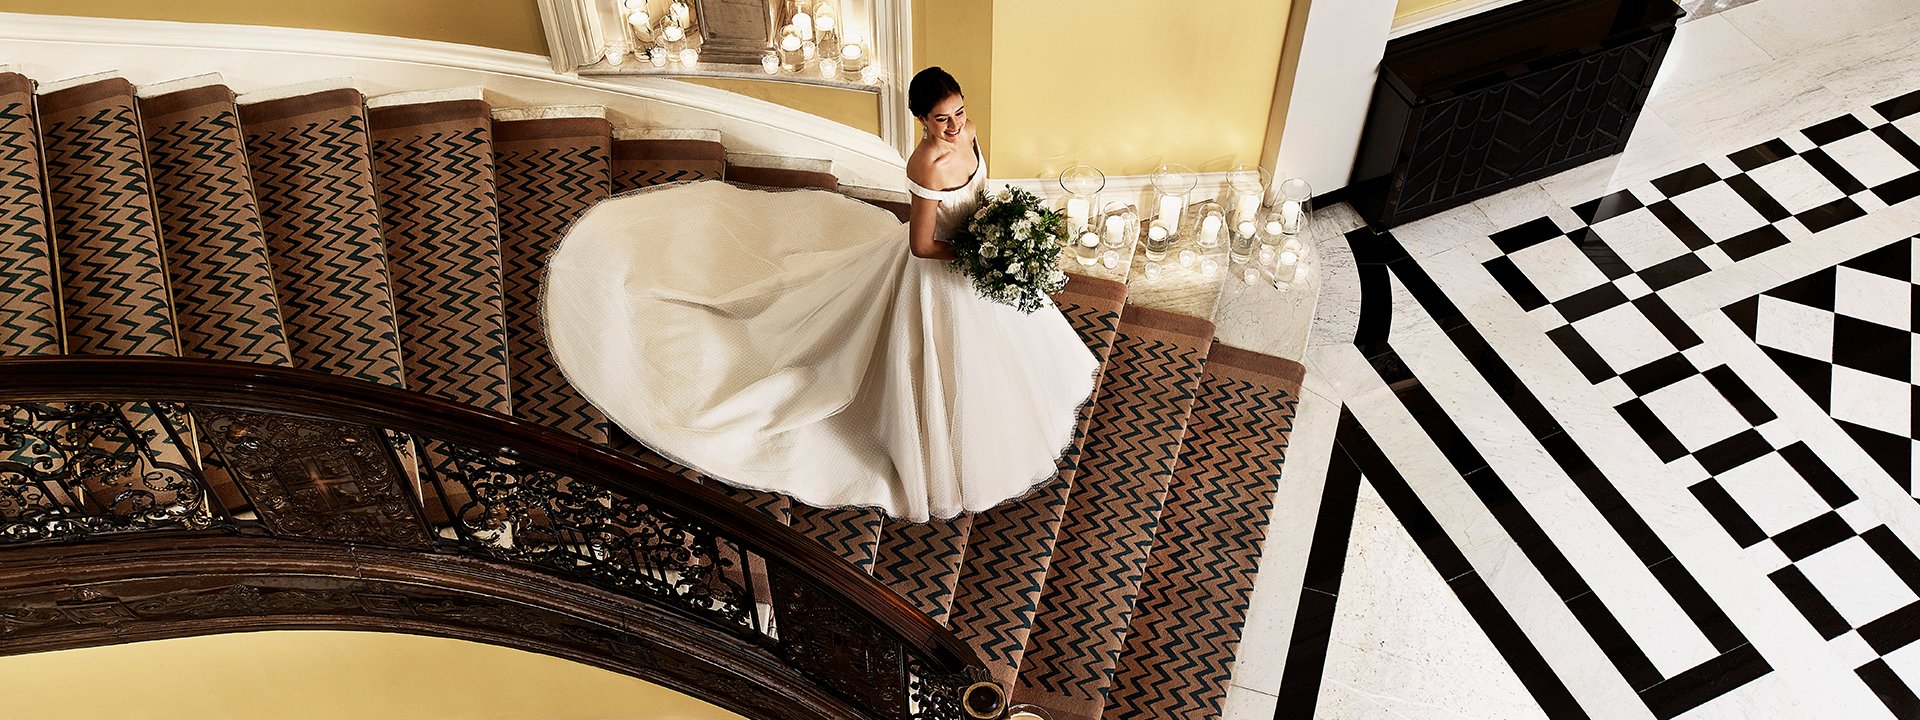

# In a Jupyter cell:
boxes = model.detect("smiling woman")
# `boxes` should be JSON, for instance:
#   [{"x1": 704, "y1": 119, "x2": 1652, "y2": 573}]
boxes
[{"x1": 0, "y1": 631, "x2": 749, "y2": 720}]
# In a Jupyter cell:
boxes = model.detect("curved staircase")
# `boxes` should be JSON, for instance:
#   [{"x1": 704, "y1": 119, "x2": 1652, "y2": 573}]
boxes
[{"x1": 0, "y1": 68, "x2": 1306, "y2": 720}]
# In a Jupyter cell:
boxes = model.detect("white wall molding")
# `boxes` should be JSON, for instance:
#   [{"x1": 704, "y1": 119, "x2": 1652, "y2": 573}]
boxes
[
  {"x1": 1389, "y1": 0, "x2": 1526, "y2": 38},
  {"x1": 995, "y1": 171, "x2": 1240, "y2": 219},
  {"x1": 0, "y1": 11, "x2": 907, "y2": 187},
  {"x1": 1265, "y1": 0, "x2": 1397, "y2": 193}
]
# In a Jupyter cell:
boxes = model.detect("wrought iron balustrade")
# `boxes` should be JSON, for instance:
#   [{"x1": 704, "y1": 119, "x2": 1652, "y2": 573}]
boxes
[{"x1": 0, "y1": 356, "x2": 1004, "y2": 720}]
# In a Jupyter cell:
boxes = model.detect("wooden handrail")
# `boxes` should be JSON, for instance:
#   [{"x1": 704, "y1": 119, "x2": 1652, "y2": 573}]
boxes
[{"x1": 0, "y1": 355, "x2": 983, "y2": 675}]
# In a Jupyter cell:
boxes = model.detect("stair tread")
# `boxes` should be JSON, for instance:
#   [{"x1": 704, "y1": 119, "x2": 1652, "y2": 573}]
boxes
[
  {"x1": 0, "y1": 71, "x2": 64, "y2": 356},
  {"x1": 1012, "y1": 305, "x2": 1215, "y2": 720},
  {"x1": 494, "y1": 115, "x2": 614, "y2": 443},
  {"x1": 240, "y1": 88, "x2": 407, "y2": 387},
  {"x1": 610, "y1": 136, "x2": 726, "y2": 192},
  {"x1": 38, "y1": 77, "x2": 180, "y2": 357},
  {"x1": 946, "y1": 272, "x2": 1129, "y2": 686},
  {"x1": 1106, "y1": 344, "x2": 1305, "y2": 720},
  {"x1": 367, "y1": 98, "x2": 511, "y2": 414},
  {"x1": 140, "y1": 83, "x2": 293, "y2": 366}
]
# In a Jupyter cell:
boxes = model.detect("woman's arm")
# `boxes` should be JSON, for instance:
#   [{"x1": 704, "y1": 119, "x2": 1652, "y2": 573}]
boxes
[{"x1": 907, "y1": 193, "x2": 956, "y2": 260}]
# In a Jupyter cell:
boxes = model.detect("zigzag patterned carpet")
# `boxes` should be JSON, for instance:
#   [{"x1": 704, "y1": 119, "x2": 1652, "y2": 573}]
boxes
[
  {"x1": 37, "y1": 78, "x2": 179, "y2": 357},
  {"x1": 611, "y1": 137, "x2": 725, "y2": 192},
  {"x1": 370, "y1": 100, "x2": 510, "y2": 414},
  {"x1": 0, "y1": 72, "x2": 61, "y2": 357},
  {"x1": 494, "y1": 116, "x2": 613, "y2": 443},
  {"x1": 1106, "y1": 344, "x2": 1304, "y2": 720},
  {"x1": 240, "y1": 89, "x2": 406, "y2": 387},
  {"x1": 1014, "y1": 305, "x2": 1214, "y2": 720},
  {"x1": 140, "y1": 84, "x2": 292, "y2": 366}
]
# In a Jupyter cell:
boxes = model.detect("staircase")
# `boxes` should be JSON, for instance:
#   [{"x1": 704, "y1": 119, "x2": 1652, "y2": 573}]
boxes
[{"x1": 0, "y1": 68, "x2": 1306, "y2": 720}]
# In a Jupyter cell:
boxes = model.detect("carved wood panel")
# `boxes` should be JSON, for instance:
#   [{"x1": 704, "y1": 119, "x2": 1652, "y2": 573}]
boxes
[
  {"x1": 196, "y1": 407, "x2": 434, "y2": 549},
  {"x1": 771, "y1": 561, "x2": 910, "y2": 718}
]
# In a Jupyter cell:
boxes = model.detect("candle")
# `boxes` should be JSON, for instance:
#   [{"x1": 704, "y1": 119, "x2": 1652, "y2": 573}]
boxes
[
  {"x1": 1065, "y1": 198, "x2": 1091, "y2": 232},
  {"x1": 1144, "y1": 264, "x2": 1161, "y2": 282},
  {"x1": 628, "y1": 10, "x2": 650, "y2": 29},
  {"x1": 1179, "y1": 248, "x2": 1196, "y2": 268},
  {"x1": 1265, "y1": 218, "x2": 1284, "y2": 236},
  {"x1": 680, "y1": 47, "x2": 699, "y2": 66},
  {"x1": 1156, "y1": 194, "x2": 1183, "y2": 234},
  {"x1": 1147, "y1": 225, "x2": 1168, "y2": 242},
  {"x1": 762, "y1": 52, "x2": 780, "y2": 73},
  {"x1": 1079, "y1": 231, "x2": 1100, "y2": 248},
  {"x1": 841, "y1": 42, "x2": 863, "y2": 61},
  {"x1": 670, "y1": 1, "x2": 691, "y2": 27},
  {"x1": 860, "y1": 64, "x2": 880, "y2": 85},
  {"x1": 1243, "y1": 268, "x2": 1260, "y2": 284},
  {"x1": 663, "y1": 24, "x2": 684, "y2": 42},
  {"x1": 622, "y1": 0, "x2": 642, "y2": 9},
  {"x1": 794, "y1": 12, "x2": 814, "y2": 39},
  {"x1": 780, "y1": 32, "x2": 802, "y2": 52},
  {"x1": 816, "y1": 13, "x2": 837, "y2": 35},
  {"x1": 1280, "y1": 199, "x2": 1304, "y2": 234},
  {"x1": 820, "y1": 57, "x2": 838, "y2": 79},
  {"x1": 1280, "y1": 249, "x2": 1300, "y2": 266},
  {"x1": 1236, "y1": 220, "x2": 1256, "y2": 237},
  {"x1": 803, "y1": 40, "x2": 818, "y2": 60},
  {"x1": 1103, "y1": 214, "x2": 1127, "y2": 247},
  {"x1": 1101, "y1": 250, "x2": 1119, "y2": 269},
  {"x1": 1234, "y1": 191, "x2": 1260, "y2": 223},
  {"x1": 605, "y1": 43, "x2": 627, "y2": 66},
  {"x1": 1273, "y1": 260, "x2": 1297, "y2": 288},
  {"x1": 649, "y1": 47, "x2": 667, "y2": 67},
  {"x1": 1199, "y1": 213, "x2": 1222, "y2": 248},
  {"x1": 1201, "y1": 257, "x2": 1220, "y2": 277},
  {"x1": 1258, "y1": 246, "x2": 1274, "y2": 265}
]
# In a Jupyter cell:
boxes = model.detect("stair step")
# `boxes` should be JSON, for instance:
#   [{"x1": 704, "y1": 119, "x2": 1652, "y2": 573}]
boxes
[
  {"x1": 789, "y1": 505, "x2": 883, "y2": 574},
  {"x1": 367, "y1": 98, "x2": 510, "y2": 413},
  {"x1": 726, "y1": 152, "x2": 837, "y2": 191},
  {"x1": 1106, "y1": 344, "x2": 1305, "y2": 720},
  {"x1": 948, "y1": 273, "x2": 1129, "y2": 685},
  {"x1": 0, "y1": 71, "x2": 64, "y2": 356},
  {"x1": 37, "y1": 77, "x2": 180, "y2": 357},
  {"x1": 366, "y1": 86, "x2": 486, "y2": 109},
  {"x1": 136, "y1": 73, "x2": 224, "y2": 99},
  {"x1": 610, "y1": 128, "x2": 725, "y2": 192},
  {"x1": 493, "y1": 114, "x2": 613, "y2": 443},
  {"x1": 1013, "y1": 306, "x2": 1215, "y2": 720},
  {"x1": 874, "y1": 515, "x2": 973, "y2": 625},
  {"x1": 842, "y1": 184, "x2": 911, "y2": 222},
  {"x1": 240, "y1": 88, "x2": 406, "y2": 387},
  {"x1": 139, "y1": 83, "x2": 293, "y2": 365}
]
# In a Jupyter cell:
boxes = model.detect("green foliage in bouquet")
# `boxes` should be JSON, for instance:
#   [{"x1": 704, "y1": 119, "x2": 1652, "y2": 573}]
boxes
[{"x1": 946, "y1": 186, "x2": 1071, "y2": 313}]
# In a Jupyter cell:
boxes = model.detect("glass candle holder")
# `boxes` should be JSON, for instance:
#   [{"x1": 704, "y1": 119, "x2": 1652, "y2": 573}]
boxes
[
  {"x1": 778, "y1": 30, "x2": 805, "y2": 72},
  {"x1": 1229, "y1": 222, "x2": 1256, "y2": 265},
  {"x1": 838, "y1": 41, "x2": 868, "y2": 81},
  {"x1": 1228, "y1": 164, "x2": 1267, "y2": 230},
  {"x1": 1194, "y1": 201, "x2": 1225, "y2": 250},
  {"x1": 1142, "y1": 224, "x2": 1173, "y2": 263},
  {"x1": 1058, "y1": 164, "x2": 1105, "y2": 237},
  {"x1": 1149, "y1": 163, "x2": 1196, "y2": 237},
  {"x1": 1099, "y1": 203, "x2": 1137, "y2": 253},
  {"x1": 1072, "y1": 229, "x2": 1102, "y2": 266},
  {"x1": 1275, "y1": 177, "x2": 1313, "y2": 236}
]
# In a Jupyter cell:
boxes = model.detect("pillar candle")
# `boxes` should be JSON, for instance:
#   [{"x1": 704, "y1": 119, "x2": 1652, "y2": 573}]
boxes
[
  {"x1": 663, "y1": 24, "x2": 684, "y2": 43},
  {"x1": 1065, "y1": 198, "x2": 1091, "y2": 232},
  {"x1": 1237, "y1": 220, "x2": 1256, "y2": 237},
  {"x1": 1199, "y1": 213, "x2": 1222, "y2": 247},
  {"x1": 1234, "y1": 191, "x2": 1260, "y2": 223},
  {"x1": 1280, "y1": 199, "x2": 1304, "y2": 234},
  {"x1": 1156, "y1": 194, "x2": 1183, "y2": 234},
  {"x1": 794, "y1": 13, "x2": 814, "y2": 40},
  {"x1": 1079, "y1": 231, "x2": 1100, "y2": 248},
  {"x1": 1103, "y1": 214, "x2": 1127, "y2": 247}
]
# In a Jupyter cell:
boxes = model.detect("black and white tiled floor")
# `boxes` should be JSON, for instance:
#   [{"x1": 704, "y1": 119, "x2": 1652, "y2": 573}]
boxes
[{"x1": 1215, "y1": 0, "x2": 1920, "y2": 717}]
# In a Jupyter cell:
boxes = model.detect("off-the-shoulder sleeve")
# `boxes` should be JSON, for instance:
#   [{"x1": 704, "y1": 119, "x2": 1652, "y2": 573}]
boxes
[{"x1": 906, "y1": 180, "x2": 945, "y2": 201}]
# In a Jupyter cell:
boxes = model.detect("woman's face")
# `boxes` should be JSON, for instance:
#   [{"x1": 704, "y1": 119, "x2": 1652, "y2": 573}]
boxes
[{"x1": 919, "y1": 93, "x2": 966, "y2": 142}]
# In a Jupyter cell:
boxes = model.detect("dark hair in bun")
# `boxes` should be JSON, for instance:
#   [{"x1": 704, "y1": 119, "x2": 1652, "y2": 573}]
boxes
[{"x1": 908, "y1": 67, "x2": 964, "y2": 118}]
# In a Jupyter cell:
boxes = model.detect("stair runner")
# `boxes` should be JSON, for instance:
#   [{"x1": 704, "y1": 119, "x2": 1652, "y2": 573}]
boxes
[{"x1": 0, "y1": 69, "x2": 1312, "y2": 720}]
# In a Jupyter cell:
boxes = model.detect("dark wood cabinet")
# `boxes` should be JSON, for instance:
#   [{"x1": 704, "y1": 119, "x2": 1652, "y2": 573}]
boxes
[{"x1": 1349, "y1": 0, "x2": 1686, "y2": 228}]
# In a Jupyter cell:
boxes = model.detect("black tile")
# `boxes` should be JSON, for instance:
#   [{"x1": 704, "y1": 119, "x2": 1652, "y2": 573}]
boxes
[
  {"x1": 1634, "y1": 295, "x2": 1704, "y2": 351},
  {"x1": 1768, "y1": 565, "x2": 1852, "y2": 639},
  {"x1": 1859, "y1": 599, "x2": 1920, "y2": 655},
  {"x1": 1694, "y1": 430, "x2": 1772, "y2": 476},
  {"x1": 1556, "y1": 283, "x2": 1631, "y2": 323},
  {"x1": 1703, "y1": 366, "x2": 1777, "y2": 425},
  {"x1": 1690, "y1": 479, "x2": 1767, "y2": 548},
  {"x1": 1877, "y1": 171, "x2": 1920, "y2": 206},
  {"x1": 1621, "y1": 353, "x2": 1696, "y2": 395},
  {"x1": 1861, "y1": 525, "x2": 1920, "y2": 595},
  {"x1": 1857, "y1": 659, "x2": 1920, "y2": 720},
  {"x1": 1803, "y1": 114, "x2": 1870, "y2": 145},
  {"x1": 1638, "y1": 644, "x2": 1770, "y2": 720},
  {"x1": 1369, "y1": 348, "x2": 1416, "y2": 388},
  {"x1": 1729, "y1": 139, "x2": 1797, "y2": 172},
  {"x1": 1486, "y1": 256, "x2": 1550, "y2": 310},
  {"x1": 1724, "y1": 295, "x2": 1760, "y2": 339},
  {"x1": 1574, "y1": 228, "x2": 1636, "y2": 280},
  {"x1": 1873, "y1": 88, "x2": 1920, "y2": 122},
  {"x1": 1876, "y1": 124, "x2": 1920, "y2": 168},
  {"x1": 1647, "y1": 554, "x2": 1748, "y2": 652},
  {"x1": 1355, "y1": 262, "x2": 1393, "y2": 346},
  {"x1": 1773, "y1": 511, "x2": 1856, "y2": 561},
  {"x1": 1351, "y1": 229, "x2": 1413, "y2": 265},
  {"x1": 1725, "y1": 173, "x2": 1793, "y2": 222},
  {"x1": 1761, "y1": 266, "x2": 1836, "y2": 310},
  {"x1": 1800, "y1": 148, "x2": 1868, "y2": 195},
  {"x1": 1649, "y1": 200, "x2": 1715, "y2": 252},
  {"x1": 1541, "y1": 430, "x2": 1670, "y2": 564},
  {"x1": 1617, "y1": 398, "x2": 1689, "y2": 463},
  {"x1": 1274, "y1": 586, "x2": 1340, "y2": 716},
  {"x1": 1447, "y1": 324, "x2": 1563, "y2": 438},
  {"x1": 1718, "y1": 225, "x2": 1789, "y2": 261},
  {"x1": 1641, "y1": 252, "x2": 1711, "y2": 291},
  {"x1": 1764, "y1": 346, "x2": 1834, "y2": 408},
  {"x1": 1300, "y1": 430, "x2": 1366, "y2": 597},
  {"x1": 1778, "y1": 442, "x2": 1858, "y2": 508},
  {"x1": 1448, "y1": 573, "x2": 1594, "y2": 720},
  {"x1": 1573, "y1": 189, "x2": 1644, "y2": 225},
  {"x1": 1841, "y1": 237, "x2": 1911, "y2": 282},
  {"x1": 1831, "y1": 314, "x2": 1909, "y2": 380},
  {"x1": 1392, "y1": 382, "x2": 1492, "y2": 479},
  {"x1": 1490, "y1": 217, "x2": 1566, "y2": 254},
  {"x1": 1796, "y1": 197, "x2": 1867, "y2": 233},
  {"x1": 1391, "y1": 256, "x2": 1469, "y2": 330},
  {"x1": 1651, "y1": 163, "x2": 1721, "y2": 198},
  {"x1": 1566, "y1": 590, "x2": 1663, "y2": 691}
]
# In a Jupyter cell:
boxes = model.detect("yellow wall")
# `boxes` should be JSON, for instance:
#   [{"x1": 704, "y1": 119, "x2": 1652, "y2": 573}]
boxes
[
  {"x1": 1396, "y1": 0, "x2": 1470, "y2": 19},
  {"x1": 1, "y1": 630, "x2": 748, "y2": 720},
  {"x1": 683, "y1": 77, "x2": 882, "y2": 135},
  {"x1": 958, "y1": 0, "x2": 1292, "y2": 179},
  {"x1": 911, "y1": 0, "x2": 995, "y2": 157}
]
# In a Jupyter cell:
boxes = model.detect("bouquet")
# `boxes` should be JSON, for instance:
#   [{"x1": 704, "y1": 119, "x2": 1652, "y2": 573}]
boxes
[{"x1": 946, "y1": 186, "x2": 1070, "y2": 313}]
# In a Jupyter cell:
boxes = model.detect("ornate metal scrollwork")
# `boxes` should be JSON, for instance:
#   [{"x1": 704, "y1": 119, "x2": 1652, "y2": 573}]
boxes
[
  {"x1": 0, "y1": 402, "x2": 213, "y2": 543},
  {"x1": 196, "y1": 408, "x2": 434, "y2": 549},
  {"x1": 424, "y1": 442, "x2": 759, "y2": 638},
  {"x1": 770, "y1": 561, "x2": 911, "y2": 718}
]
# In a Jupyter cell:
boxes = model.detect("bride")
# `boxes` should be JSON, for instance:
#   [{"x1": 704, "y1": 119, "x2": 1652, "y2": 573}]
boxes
[{"x1": 544, "y1": 67, "x2": 1099, "y2": 522}]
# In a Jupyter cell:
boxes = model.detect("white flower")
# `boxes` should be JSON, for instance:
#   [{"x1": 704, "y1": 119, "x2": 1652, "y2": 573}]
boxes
[
  {"x1": 981, "y1": 244, "x2": 998, "y2": 259},
  {"x1": 996, "y1": 187, "x2": 1014, "y2": 203}
]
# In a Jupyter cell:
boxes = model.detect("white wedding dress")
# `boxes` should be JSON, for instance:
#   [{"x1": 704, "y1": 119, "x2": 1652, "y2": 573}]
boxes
[{"x1": 544, "y1": 147, "x2": 1098, "y2": 521}]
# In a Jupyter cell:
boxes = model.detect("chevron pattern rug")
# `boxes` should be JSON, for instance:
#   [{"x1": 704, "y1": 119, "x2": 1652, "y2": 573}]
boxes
[
  {"x1": 495, "y1": 116, "x2": 613, "y2": 443},
  {"x1": 370, "y1": 100, "x2": 510, "y2": 413},
  {"x1": 611, "y1": 138, "x2": 725, "y2": 192},
  {"x1": 141, "y1": 84, "x2": 292, "y2": 366},
  {"x1": 38, "y1": 79, "x2": 179, "y2": 357},
  {"x1": 1105, "y1": 344, "x2": 1303, "y2": 720},
  {"x1": 240, "y1": 89, "x2": 405, "y2": 388},
  {"x1": 947, "y1": 273, "x2": 1129, "y2": 686},
  {"x1": 0, "y1": 72, "x2": 61, "y2": 357},
  {"x1": 790, "y1": 505, "x2": 885, "y2": 573},
  {"x1": 1014, "y1": 305, "x2": 1214, "y2": 720}
]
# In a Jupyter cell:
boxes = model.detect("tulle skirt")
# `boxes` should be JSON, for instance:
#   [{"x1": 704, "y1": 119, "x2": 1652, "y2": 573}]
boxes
[{"x1": 544, "y1": 181, "x2": 1098, "y2": 521}]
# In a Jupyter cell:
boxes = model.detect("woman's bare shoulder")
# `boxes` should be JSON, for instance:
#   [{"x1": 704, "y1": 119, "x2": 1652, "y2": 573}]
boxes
[{"x1": 906, "y1": 140, "x2": 959, "y2": 185}]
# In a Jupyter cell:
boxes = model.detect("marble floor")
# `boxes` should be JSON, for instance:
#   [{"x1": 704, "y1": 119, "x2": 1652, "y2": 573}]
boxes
[{"x1": 1219, "y1": 0, "x2": 1920, "y2": 717}]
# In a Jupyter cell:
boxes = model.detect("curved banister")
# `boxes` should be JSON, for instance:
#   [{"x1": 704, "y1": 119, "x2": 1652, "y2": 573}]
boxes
[{"x1": 0, "y1": 355, "x2": 983, "y2": 681}]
